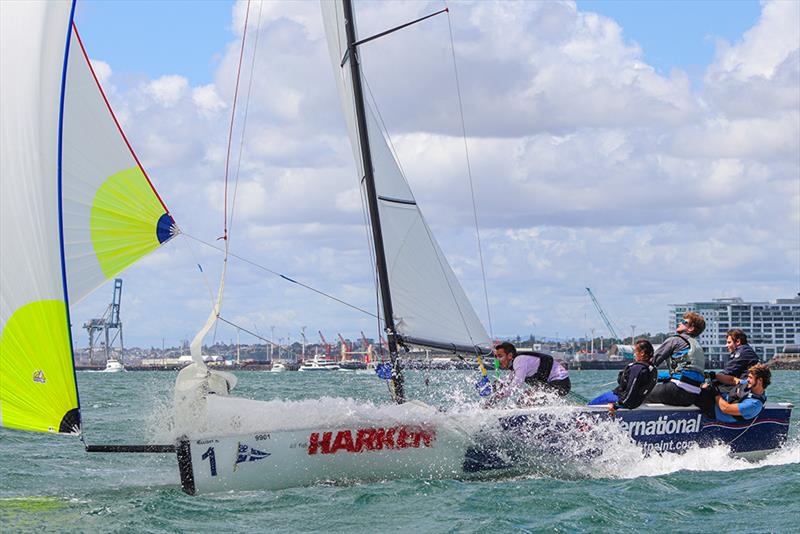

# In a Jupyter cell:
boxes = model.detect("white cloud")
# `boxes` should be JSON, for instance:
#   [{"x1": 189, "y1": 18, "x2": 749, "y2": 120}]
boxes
[
  {"x1": 192, "y1": 84, "x2": 226, "y2": 115},
  {"x1": 70, "y1": 0, "x2": 799, "y2": 348},
  {"x1": 144, "y1": 74, "x2": 188, "y2": 107},
  {"x1": 89, "y1": 59, "x2": 112, "y2": 85}
]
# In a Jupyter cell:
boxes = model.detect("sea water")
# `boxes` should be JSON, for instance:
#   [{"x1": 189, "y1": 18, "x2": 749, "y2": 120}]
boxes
[{"x1": 1, "y1": 370, "x2": 798, "y2": 533}]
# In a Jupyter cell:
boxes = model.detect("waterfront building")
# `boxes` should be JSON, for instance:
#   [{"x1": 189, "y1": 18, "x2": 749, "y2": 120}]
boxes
[{"x1": 670, "y1": 295, "x2": 800, "y2": 364}]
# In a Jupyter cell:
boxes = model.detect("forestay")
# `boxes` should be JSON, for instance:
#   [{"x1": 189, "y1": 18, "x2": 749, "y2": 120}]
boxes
[
  {"x1": 321, "y1": 1, "x2": 490, "y2": 354},
  {"x1": 0, "y1": 0, "x2": 175, "y2": 435}
]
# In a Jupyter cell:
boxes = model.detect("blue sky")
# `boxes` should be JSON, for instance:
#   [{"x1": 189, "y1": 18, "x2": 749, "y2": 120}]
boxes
[
  {"x1": 67, "y1": 1, "x2": 799, "y2": 348},
  {"x1": 76, "y1": 0, "x2": 236, "y2": 86},
  {"x1": 77, "y1": 0, "x2": 763, "y2": 87},
  {"x1": 577, "y1": 0, "x2": 761, "y2": 76}
]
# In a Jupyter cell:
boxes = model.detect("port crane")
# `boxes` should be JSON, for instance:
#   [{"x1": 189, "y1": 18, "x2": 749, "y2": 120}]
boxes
[
  {"x1": 83, "y1": 278, "x2": 124, "y2": 364},
  {"x1": 318, "y1": 331, "x2": 332, "y2": 358},
  {"x1": 585, "y1": 287, "x2": 620, "y2": 340},
  {"x1": 337, "y1": 333, "x2": 351, "y2": 360}
]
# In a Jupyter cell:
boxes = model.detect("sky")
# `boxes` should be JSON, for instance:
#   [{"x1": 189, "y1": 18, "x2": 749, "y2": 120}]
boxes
[{"x1": 70, "y1": 0, "x2": 800, "y2": 349}]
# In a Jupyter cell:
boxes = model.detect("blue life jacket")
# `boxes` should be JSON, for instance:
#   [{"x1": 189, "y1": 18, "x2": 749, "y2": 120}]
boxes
[{"x1": 725, "y1": 383, "x2": 767, "y2": 422}]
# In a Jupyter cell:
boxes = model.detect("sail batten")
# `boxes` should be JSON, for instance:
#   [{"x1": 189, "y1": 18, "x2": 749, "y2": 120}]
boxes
[{"x1": 322, "y1": 0, "x2": 491, "y2": 354}]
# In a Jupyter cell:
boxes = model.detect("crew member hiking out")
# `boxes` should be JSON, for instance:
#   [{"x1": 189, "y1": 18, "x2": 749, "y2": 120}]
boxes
[
  {"x1": 696, "y1": 363, "x2": 771, "y2": 422},
  {"x1": 646, "y1": 311, "x2": 706, "y2": 407},
  {"x1": 484, "y1": 342, "x2": 571, "y2": 407},
  {"x1": 588, "y1": 339, "x2": 657, "y2": 412},
  {"x1": 705, "y1": 328, "x2": 760, "y2": 390}
]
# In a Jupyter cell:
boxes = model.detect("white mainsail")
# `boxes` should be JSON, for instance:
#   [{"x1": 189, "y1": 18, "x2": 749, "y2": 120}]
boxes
[{"x1": 321, "y1": 1, "x2": 490, "y2": 353}]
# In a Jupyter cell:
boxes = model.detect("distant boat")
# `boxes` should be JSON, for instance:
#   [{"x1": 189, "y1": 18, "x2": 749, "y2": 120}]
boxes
[
  {"x1": 102, "y1": 357, "x2": 124, "y2": 373},
  {"x1": 298, "y1": 356, "x2": 340, "y2": 372},
  {"x1": 269, "y1": 362, "x2": 287, "y2": 373}
]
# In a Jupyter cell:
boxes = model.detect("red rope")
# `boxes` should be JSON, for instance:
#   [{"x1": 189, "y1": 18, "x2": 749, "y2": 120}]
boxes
[
  {"x1": 222, "y1": 0, "x2": 251, "y2": 241},
  {"x1": 72, "y1": 23, "x2": 170, "y2": 215}
]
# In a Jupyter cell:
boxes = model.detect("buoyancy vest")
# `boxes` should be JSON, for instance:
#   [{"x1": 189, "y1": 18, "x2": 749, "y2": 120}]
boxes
[
  {"x1": 725, "y1": 383, "x2": 767, "y2": 421},
  {"x1": 669, "y1": 334, "x2": 706, "y2": 391},
  {"x1": 615, "y1": 361, "x2": 658, "y2": 401},
  {"x1": 515, "y1": 352, "x2": 554, "y2": 386}
]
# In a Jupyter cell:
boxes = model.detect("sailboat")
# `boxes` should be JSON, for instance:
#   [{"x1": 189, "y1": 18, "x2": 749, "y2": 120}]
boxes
[
  {"x1": 167, "y1": 0, "x2": 793, "y2": 493},
  {"x1": 1, "y1": 1, "x2": 792, "y2": 496}
]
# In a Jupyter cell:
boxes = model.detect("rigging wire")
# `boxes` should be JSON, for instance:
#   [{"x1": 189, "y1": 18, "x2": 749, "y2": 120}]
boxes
[
  {"x1": 444, "y1": 2, "x2": 494, "y2": 342},
  {"x1": 181, "y1": 232, "x2": 379, "y2": 319},
  {"x1": 227, "y1": 0, "x2": 264, "y2": 240},
  {"x1": 222, "y1": 0, "x2": 252, "y2": 243},
  {"x1": 177, "y1": 229, "x2": 216, "y2": 306}
]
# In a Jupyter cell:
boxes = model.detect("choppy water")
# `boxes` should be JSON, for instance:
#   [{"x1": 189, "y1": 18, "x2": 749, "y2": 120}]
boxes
[{"x1": 1, "y1": 370, "x2": 798, "y2": 533}]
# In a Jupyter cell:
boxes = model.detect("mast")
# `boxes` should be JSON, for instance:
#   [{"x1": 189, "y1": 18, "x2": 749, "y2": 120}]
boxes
[{"x1": 342, "y1": 0, "x2": 405, "y2": 402}]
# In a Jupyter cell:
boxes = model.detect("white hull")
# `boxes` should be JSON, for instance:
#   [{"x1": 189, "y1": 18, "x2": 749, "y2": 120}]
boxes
[
  {"x1": 172, "y1": 366, "x2": 792, "y2": 495},
  {"x1": 103, "y1": 359, "x2": 124, "y2": 372},
  {"x1": 180, "y1": 419, "x2": 468, "y2": 494}
]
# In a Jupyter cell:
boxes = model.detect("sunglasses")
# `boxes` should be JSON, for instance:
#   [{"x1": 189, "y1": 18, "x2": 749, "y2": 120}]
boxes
[{"x1": 680, "y1": 319, "x2": 689, "y2": 325}]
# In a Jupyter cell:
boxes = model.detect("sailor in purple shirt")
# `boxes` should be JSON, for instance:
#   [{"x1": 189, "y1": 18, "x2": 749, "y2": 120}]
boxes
[{"x1": 484, "y1": 342, "x2": 571, "y2": 407}]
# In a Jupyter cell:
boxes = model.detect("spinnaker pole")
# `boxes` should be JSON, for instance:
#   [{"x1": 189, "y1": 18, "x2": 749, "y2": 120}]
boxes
[{"x1": 342, "y1": 0, "x2": 404, "y2": 403}]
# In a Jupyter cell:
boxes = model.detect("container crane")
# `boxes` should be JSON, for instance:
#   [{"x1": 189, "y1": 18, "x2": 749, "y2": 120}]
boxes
[
  {"x1": 585, "y1": 287, "x2": 620, "y2": 340},
  {"x1": 318, "y1": 331, "x2": 332, "y2": 358},
  {"x1": 83, "y1": 278, "x2": 124, "y2": 364},
  {"x1": 337, "y1": 333, "x2": 351, "y2": 361}
]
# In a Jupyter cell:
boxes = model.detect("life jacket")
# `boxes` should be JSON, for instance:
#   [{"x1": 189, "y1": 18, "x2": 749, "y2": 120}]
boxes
[
  {"x1": 514, "y1": 352, "x2": 554, "y2": 386},
  {"x1": 615, "y1": 361, "x2": 657, "y2": 400},
  {"x1": 669, "y1": 334, "x2": 705, "y2": 393},
  {"x1": 725, "y1": 383, "x2": 767, "y2": 421}
]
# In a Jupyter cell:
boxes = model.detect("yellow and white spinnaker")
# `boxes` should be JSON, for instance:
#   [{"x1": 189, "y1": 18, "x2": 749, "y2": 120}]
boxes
[{"x1": 0, "y1": 1, "x2": 175, "y2": 435}]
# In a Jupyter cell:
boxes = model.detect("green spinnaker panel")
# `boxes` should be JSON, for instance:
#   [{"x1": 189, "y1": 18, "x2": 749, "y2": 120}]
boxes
[
  {"x1": 90, "y1": 166, "x2": 166, "y2": 279},
  {"x1": 0, "y1": 300, "x2": 79, "y2": 433}
]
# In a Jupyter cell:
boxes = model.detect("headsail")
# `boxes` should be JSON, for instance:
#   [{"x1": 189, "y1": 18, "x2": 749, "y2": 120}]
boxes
[
  {"x1": 321, "y1": 1, "x2": 490, "y2": 354},
  {"x1": 0, "y1": 1, "x2": 175, "y2": 435}
]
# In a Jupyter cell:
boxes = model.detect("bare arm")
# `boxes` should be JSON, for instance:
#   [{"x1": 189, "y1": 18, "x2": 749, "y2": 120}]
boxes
[
  {"x1": 716, "y1": 395, "x2": 742, "y2": 417},
  {"x1": 714, "y1": 373, "x2": 738, "y2": 386}
]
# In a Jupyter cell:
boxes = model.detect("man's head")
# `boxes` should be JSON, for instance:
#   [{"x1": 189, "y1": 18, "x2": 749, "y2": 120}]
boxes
[
  {"x1": 633, "y1": 339, "x2": 654, "y2": 362},
  {"x1": 747, "y1": 363, "x2": 770, "y2": 392},
  {"x1": 726, "y1": 329, "x2": 748, "y2": 353},
  {"x1": 495, "y1": 341, "x2": 517, "y2": 369},
  {"x1": 676, "y1": 312, "x2": 706, "y2": 337}
]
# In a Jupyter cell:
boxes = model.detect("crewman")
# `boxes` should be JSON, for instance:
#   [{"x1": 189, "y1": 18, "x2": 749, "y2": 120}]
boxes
[
  {"x1": 705, "y1": 328, "x2": 760, "y2": 388},
  {"x1": 646, "y1": 311, "x2": 707, "y2": 406},
  {"x1": 588, "y1": 339, "x2": 658, "y2": 412},
  {"x1": 696, "y1": 363, "x2": 770, "y2": 422},
  {"x1": 484, "y1": 342, "x2": 571, "y2": 407}
]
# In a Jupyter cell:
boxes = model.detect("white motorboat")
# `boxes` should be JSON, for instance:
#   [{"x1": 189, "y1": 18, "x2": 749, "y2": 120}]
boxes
[
  {"x1": 298, "y1": 356, "x2": 340, "y2": 372},
  {"x1": 269, "y1": 362, "x2": 287, "y2": 373},
  {"x1": 103, "y1": 357, "x2": 125, "y2": 373}
]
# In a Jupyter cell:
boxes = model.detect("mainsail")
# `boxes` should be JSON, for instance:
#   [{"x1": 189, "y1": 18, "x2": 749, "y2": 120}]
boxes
[
  {"x1": 321, "y1": 1, "x2": 490, "y2": 354},
  {"x1": 0, "y1": 1, "x2": 175, "y2": 434}
]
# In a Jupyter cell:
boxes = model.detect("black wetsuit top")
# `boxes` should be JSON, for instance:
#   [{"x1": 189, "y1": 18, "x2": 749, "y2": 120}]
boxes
[{"x1": 613, "y1": 361, "x2": 658, "y2": 409}]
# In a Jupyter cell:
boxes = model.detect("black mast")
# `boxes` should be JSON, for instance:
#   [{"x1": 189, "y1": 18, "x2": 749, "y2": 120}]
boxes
[{"x1": 342, "y1": 0, "x2": 405, "y2": 403}]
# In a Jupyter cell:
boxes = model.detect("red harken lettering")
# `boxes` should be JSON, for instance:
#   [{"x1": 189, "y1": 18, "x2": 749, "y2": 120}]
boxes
[{"x1": 308, "y1": 425, "x2": 436, "y2": 455}]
